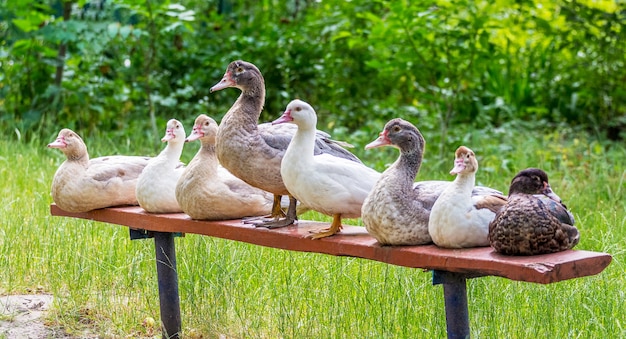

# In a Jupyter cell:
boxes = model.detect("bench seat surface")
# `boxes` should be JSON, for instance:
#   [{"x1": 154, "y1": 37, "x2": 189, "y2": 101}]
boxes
[{"x1": 50, "y1": 204, "x2": 611, "y2": 284}]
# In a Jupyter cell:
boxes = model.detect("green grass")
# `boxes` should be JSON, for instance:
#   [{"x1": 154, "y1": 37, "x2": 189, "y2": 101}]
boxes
[{"x1": 0, "y1": 122, "x2": 624, "y2": 338}]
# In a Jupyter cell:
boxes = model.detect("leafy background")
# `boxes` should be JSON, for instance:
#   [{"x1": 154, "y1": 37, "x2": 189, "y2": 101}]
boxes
[{"x1": 1, "y1": 0, "x2": 624, "y2": 150}]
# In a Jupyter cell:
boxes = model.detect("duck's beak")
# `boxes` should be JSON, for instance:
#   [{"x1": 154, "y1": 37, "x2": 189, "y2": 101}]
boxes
[
  {"x1": 542, "y1": 182, "x2": 563, "y2": 203},
  {"x1": 210, "y1": 71, "x2": 235, "y2": 92},
  {"x1": 47, "y1": 136, "x2": 66, "y2": 148},
  {"x1": 272, "y1": 109, "x2": 293, "y2": 125},
  {"x1": 161, "y1": 128, "x2": 175, "y2": 142},
  {"x1": 450, "y1": 158, "x2": 465, "y2": 175},
  {"x1": 365, "y1": 131, "x2": 390, "y2": 149},
  {"x1": 185, "y1": 125, "x2": 203, "y2": 142}
]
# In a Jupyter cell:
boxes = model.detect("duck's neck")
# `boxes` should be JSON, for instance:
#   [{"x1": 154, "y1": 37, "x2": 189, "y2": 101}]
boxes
[
  {"x1": 388, "y1": 149, "x2": 422, "y2": 188},
  {"x1": 68, "y1": 149, "x2": 89, "y2": 167},
  {"x1": 160, "y1": 141, "x2": 184, "y2": 166},
  {"x1": 198, "y1": 142, "x2": 218, "y2": 171},
  {"x1": 285, "y1": 125, "x2": 316, "y2": 164},
  {"x1": 452, "y1": 172, "x2": 476, "y2": 193},
  {"x1": 231, "y1": 82, "x2": 266, "y2": 129}
]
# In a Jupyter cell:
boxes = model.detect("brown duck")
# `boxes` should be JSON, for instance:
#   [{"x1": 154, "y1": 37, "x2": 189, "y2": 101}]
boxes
[
  {"x1": 175, "y1": 114, "x2": 276, "y2": 220},
  {"x1": 489, "y1": 168, "x2": 579, "y2": 255}
]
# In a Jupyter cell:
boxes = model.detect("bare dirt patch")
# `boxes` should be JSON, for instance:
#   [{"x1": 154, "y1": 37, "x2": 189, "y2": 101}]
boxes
[{"x1": 0, "y1": 294, "x2": 67, "y2": 339}]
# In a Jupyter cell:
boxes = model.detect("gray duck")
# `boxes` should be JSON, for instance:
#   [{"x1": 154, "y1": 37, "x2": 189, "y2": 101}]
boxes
[
  {"x1": 489, "y1": 168, "x2": 579, "y2": 255},
  {"x1": 361, "y1": 118, "x2": 503, "y2": 246},
  {"x1": 210, "y1": 60, "x2": 360, "y2": 228}
]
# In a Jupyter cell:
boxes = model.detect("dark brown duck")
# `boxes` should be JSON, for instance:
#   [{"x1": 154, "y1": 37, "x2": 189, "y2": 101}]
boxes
[{"x1": 489, "y1": 168, "x2": 579, "y2": 255}]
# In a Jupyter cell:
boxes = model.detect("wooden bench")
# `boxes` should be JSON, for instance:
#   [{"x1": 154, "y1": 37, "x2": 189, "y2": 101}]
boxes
[{"x1": 50, "y1": 204, "x2": 612, "y2": 339}]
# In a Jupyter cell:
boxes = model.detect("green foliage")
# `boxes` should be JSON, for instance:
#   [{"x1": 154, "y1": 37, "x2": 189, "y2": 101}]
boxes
[{"x1": 1, "y1": 0, "x2": 625, "y2": 145}]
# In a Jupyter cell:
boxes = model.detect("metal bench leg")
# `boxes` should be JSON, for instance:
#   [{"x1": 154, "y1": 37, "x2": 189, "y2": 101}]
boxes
[
  {"x1": 154, "y1": 231, "x2": 182, "y2": 339},
  {"x1": 433, "y1": 270, "x2": 470, "y2": 339}
]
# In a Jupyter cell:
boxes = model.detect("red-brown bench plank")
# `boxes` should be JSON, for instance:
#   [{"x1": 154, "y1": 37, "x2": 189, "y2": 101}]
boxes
[{"x1": 50, "y1": 204, "x2": 612, "y2": 284}]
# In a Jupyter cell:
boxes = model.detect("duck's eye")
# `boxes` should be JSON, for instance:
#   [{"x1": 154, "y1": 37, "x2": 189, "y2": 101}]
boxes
[
  {"x1": 236, "y1": 66, "x2": 244, "y2": 73},
  {"x1": 295, "y1": 106, "x2": 302, "y2": 112},
  {"x1": 392, "y1": 126, "x2": 401, "y2": 133},
  {"x1": 204, "y1": 121, "x2": 210, "y2": 126}
]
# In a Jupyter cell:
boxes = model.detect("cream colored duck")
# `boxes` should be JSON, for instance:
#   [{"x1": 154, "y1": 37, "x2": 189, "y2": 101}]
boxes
[
  {"x1": 210, "y1": 60, "x2": 360, "y2": 228},
  {"x1": 47, "y1": 128, "x2": 150, "y2": 213},
  {"x1": 361, "y1": 118, "x2": 503, "y2": 246},
  {"x1": 136, "y1": 119, "x2": 186, "y2": 213},
  {"x1": 428, "y1": 146, "x2": 507, "y2": 248},
  {"x1": 489, "y1": 168, "x2": 578, "y2": 255},
  {"x1": 273, "y1": 99, "x2": 381, "y2": 239},
  {"x1": 175, "y1": 114, "x2": 279, "y2": 220}
]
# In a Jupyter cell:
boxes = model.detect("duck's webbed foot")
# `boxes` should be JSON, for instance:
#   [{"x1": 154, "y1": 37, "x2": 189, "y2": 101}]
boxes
[
  {"x1": 308, "y1": 214, "x2": 343, "y2": 239},
  {"x1": 246, "y1": 195, "x2": 297, "y2": 229}
]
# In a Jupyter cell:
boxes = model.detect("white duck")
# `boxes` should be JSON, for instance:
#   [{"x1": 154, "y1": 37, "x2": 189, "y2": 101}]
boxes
[
  {"x1": 428, "y1": 146, "x2": 507, "y2": 248},
  {"x1": 361, "y1": 118, "x2": 503, "y2": 246},
  {"x1": 272, "y1": 99, "x2": 381, "y2": 239},
  {"x1": 210, "y1": 60, "x2": 360, "y2": 228},
  {"x1": 136, "y1": 119, "x2": 186, "y2": 213},
  {"x1": 175, "y1": 114, "x2": 278, "y2": 220},
  {"x1": 47, "y1": 128, "x2": 150, "y2": 213}
]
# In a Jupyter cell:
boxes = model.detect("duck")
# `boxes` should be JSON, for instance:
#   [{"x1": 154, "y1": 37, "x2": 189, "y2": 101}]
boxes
[
  {"x1": 210, "y1": 60, "x2": 360, "y2": 228},
  {"x1": 428, "y1": 146, "x2": 507, "y2": 248},
  {"x1": 136, "y1": 119, "x2": 186, "y2": 213},
  {"x1": 272, "y1": 99, "x2": 381, "y2": 239},
  {"x1": 489, "y1": 168, "x2": 579, "y2": 255},
  {"x1": 361, "y1": 118, "x2": 504, "y2": 246},
  {"x1": 47, "y1": 128, "x2": 151, "y2": 213},
  {"x1": 175, "y1": 114, "x2": 279, "y2": 220}
]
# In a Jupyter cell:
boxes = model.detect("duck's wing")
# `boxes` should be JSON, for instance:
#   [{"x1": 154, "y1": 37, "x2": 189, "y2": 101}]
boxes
[
  {"x1": 413, "y1": 180, "x2": 449, "y2": 192},
  {"x1": 312, "y1": 154, "x2": 381, "y2": 191},
  {"x1": 313, "y1": 132, "x2": 361, "y2": 163},
  {"x1": 472, "y1": 194, "x2": 507, "y2": 214},
  {"x1": 258, "y1": 123, "x2": 295, "y2": 153},
  {"x1": 223, "y1": 176, "x2": 268, "y2": 196},
  {"x1": 87, "y1": 156, "x2": 151, "y2": 182},
  {"x1": 472, "y1": 185, "x2": 504, "y2": 196},
  {"x1": 411, "y1": 180, "x2": 449, "y2": 209},
  {"x1": 536, "y1": 195, "x2": 575, "y2": 225},
  {"x1": 258, "y1": 122, "x2": 361, "y2": 163}
]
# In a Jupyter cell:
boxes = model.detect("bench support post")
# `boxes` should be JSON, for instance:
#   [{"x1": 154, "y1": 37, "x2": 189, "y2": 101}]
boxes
[
  {"x1": 154, "y1": 232, "x2": 182, "y2": 339},
  {"x1": 433, "y1": 270, "x2": 470, "y2": 339}
]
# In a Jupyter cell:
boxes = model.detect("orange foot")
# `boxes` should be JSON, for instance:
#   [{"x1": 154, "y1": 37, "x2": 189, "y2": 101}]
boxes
[{"x1": 309, "y1": 214, "x2": 343, "y2": 239}]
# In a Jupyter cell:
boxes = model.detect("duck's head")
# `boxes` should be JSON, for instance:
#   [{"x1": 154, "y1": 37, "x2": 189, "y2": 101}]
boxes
[
  {"x1": 186, "y1": 114, "x2": 218, "y2": 144},
  {"x1": 509, "y1": 168, "x2": 563, "y2": 203},
  {"x1": 48, "y1": 128, "x2": 87, "y2": 160},
  {"x1": 162, "y1": 119, "x2": 186, "y2": 143},
  {"x1": 365, "y1": 118, "x2": 425, "y2": 155},
  {"x1": 272, "y1": 99, "x2": 317, "y2": 129},
  {"x1": 210, "y1": 60, "x2": 264, "y2": 93},
  {"x1": 450, "y1": 146, "x2": 478, "y2": 176}
]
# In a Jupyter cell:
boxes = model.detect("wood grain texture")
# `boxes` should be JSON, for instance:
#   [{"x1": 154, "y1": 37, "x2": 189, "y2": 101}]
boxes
[{"x1": 50, "y1": 204, "x2": 611, "y2": 284}]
